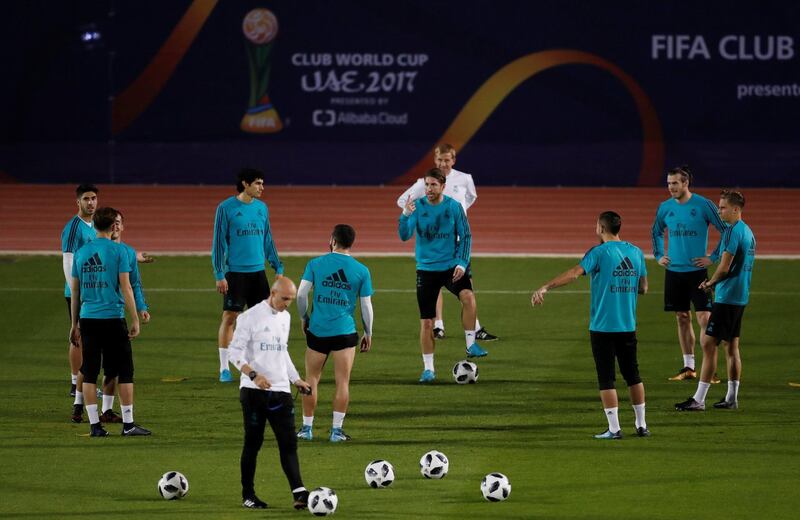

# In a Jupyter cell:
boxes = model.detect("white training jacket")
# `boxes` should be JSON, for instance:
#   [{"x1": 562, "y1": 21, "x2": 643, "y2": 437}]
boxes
[
  {"x1": 396, "y1": 168, "x2": 478, "y2": 214},
  {"x1": 228, "y1": 300, "x2": 301, "y2": 393}
]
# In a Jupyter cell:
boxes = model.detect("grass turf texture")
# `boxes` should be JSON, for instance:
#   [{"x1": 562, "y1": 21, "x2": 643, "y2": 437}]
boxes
[{"x1": 1, "y1": 255, "x2": 799, "y2": 519}]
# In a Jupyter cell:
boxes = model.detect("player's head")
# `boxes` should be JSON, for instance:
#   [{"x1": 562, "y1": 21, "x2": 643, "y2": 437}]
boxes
[
  {"x1": 330, "y1": 224, "x2": 356, "y2": 251},
  {"x1": 434, "y1": 144, "x2": 456, "y2": 175},
  {"x1": 424, "y1": 168, "x2": 446, "y2": 202},
  {"x1": 111, "y1": 210, "x2": 125, "y2": 241},
  {"x1": 666, "y1": 165, "x2": 691, "y2": 200},
  {"x1": 718, "y1": 189, "x2": 745, "y2": 223},
  {"x1": 269, "y1": 276, "x2": 297, "y2": 311},
  {"x1": 75, "y1": 183, "x2": 98, "y2": 217},
  {"x1": 596, "y1": 211, "x2": 622, "y2": 239},
  {"x1": 237, "y1": 168, "x2": 265, "y2": 197},
  {"x1": 93, "y1": 207, "x2": 119, "y2": 233}
]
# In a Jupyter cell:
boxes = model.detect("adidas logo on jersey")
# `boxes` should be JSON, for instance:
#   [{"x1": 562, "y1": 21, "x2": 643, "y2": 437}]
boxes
[
  {"x1": 612, "y1": 257, "x2": 637, "y2": 277},
  {"x1": 81, "y1": 252, "x2": 106, "y2": 273},
  {"x1": 322, "y1": 269, "x2": 351, "y2": 290}
]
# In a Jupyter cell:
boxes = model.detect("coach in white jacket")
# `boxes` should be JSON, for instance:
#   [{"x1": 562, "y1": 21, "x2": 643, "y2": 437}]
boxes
[{"x1": 228, "y1": 277, "x2": 313, "y2": 511}]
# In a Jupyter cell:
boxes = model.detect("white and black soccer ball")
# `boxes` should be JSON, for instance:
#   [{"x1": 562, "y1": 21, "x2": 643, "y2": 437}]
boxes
[
  {"x1": 364, "y1": 459, "x2": 395, "y2": 488},
  {"x1": 452, "y1": 359, "x2": 479, "y2": 384},
  {"x1": 308, "y1": 486, "x2": 338, "y2": 516},
  {"x1": 481, "y1": 472, "x2": 511, "y2": 502},
  {"x1": 157, "y1": 471, "x2": 189, "y2": 500},
  {"x1": 419, "y1": 450, "x2": 449, "y2": 479}
]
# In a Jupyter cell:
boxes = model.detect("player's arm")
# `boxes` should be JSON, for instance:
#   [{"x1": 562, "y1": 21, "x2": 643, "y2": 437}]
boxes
[
  {"x1": 531, "y1": 265, "x2": 586, "y2": 306},
  {"x1": 119, "y1": 272, "x2": 140, "y2": 339},
  {"x1": 359, "y1": 296, "x2": 373, "y2": 352},
  {"x1": 62, "y1": 253, "x2": 74, "y2": 286},
  {"x1": 651, "y1": 207, "x2": 669, "y2": 266},
  {"x1": 700, "y1": 251, "x2": 734, "y2": 291},
  {"x1": 212, "y1": 205, "x2": 229, "y2": 291},
  {"x1": 263, "y1": 213, "x2": 284, "y2": 276},
  {"x1": 296, "y1": 279, "x2": 312, "y2": 334},
  {"x1": 282, "y1": 334, "x2": 311, "y2": 394},
  {"x1": 69, "y1": 275, "x2": 81, "y2": 345},
  {"x1": 464, "y1": 174, "x2": 477, "y2": 210},
  {"x1": 398, "y1": 199, "x2": 417, "y2": 241},
  {"x1": 638, "y1": 275, "x2": 648, "y2": 295},
  {"x1": 452, "y1": 204, "x2": 471, "y2": 281},
  {"x1": 136, "y1": 251, "x2": 155, "y2": 263},
  {"x1": 396, "y1": 179, "x2": 424, "y2": 209},
  {"x1": 130, "y1": 257, "x2": 150, "y2": 323}
]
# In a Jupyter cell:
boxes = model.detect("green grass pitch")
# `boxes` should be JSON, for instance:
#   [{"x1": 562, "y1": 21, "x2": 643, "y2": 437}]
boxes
[{"x1": 1, "y1": 255, "x2": 799, "y2": 519}]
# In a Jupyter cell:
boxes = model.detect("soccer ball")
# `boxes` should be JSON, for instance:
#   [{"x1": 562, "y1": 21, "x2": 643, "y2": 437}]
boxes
[
  {"x1": 419, "y1": 450, "x2": 449, "y2": 479},
  {"x1": 364, "y1": 459, "x2": 395, "y2": 488},
  {"x1": 481, "y1": 472, "x2": 511, "y2": 502},
  {"x1": 157, "y1": 471, "x2": 189, "y2": 500},
  {"x1": 452, "y1": 360, "x2": 479, "y2": 384},
  {"x1": 308, "y1": 487, "x2": 338, "y2": 516}
]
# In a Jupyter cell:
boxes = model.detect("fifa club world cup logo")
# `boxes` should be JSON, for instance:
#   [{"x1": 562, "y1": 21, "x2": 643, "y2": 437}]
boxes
[{"x1": 241, "y1": 8, "x2": 282, "y2": 133}]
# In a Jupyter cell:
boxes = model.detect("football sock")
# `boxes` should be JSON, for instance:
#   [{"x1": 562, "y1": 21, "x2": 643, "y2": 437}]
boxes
[
  {"x1": 604, "y1": 407, "x2": 620, "y2": 432},
  {"x1": 332, "y1": 411, "x2": 345, "y2": 429},
  {"x1": 633, "y1": 403, "x2": 647, "y2": 429},
  {"x1": 303, "y1": 416, "x2": 314, "y2": 428},
  {"x1": 726, "y1": 380, "x2": 740, "y2": 402},
  {"x1": 121, "y1": 404, "x2": 134, "y2": 424},
  {"x1": 475, "y1": 317, "x2": 482, "y2": 331},
  {"x1": 86, "y1": 404, "x2": 100, "y2": 424},
  {"x1": 73, "y1": 391, "x2": 84, "y2": 406},
  {"x1": 71, "y1": 373, "x2": 78, "y2": 385},
  {"x1": 693, "y1": 381, "x2": 711, "y2": 404},
  {"x1": 218, "y1": 348, "x2": 228, "y2": 372},
  {"x1": 683, "y1": 354, "x2": 695, "y2": 370},
  {"x1": 422, "y1": 353, "x2": 434, "y2": 372},
  {"x1": 434, "y1": 319, "x2": 444, "y2": 330},
  {"x1": 102, "y1": 394, "x2": 115, "y2": 413},
  {"x1": 465, "y1": 329, "x2": 476, "y2": 348}
]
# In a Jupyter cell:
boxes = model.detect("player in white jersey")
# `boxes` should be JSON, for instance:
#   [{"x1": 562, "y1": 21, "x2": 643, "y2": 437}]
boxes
[
  {"x1": 228, "y1": 277, "x2": 312, "y2": 510},
  {"x1": 396, "y1": 144, "x2": 498, "y2": 341}
]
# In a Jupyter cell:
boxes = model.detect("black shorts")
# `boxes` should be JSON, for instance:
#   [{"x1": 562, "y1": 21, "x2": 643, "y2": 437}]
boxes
[
  {"x1": 416, "y1": 267, "x2": 473, "y2": 319},
  {"x1": 664, "y1": 269, "x2": 712, "y2": 312},
  {"x1": 223, "y1": 271, "x2": 270, "y2": 312},
  {"x1": 705, "y1": 303, "x2": 746, "y2": 344},
  {"x1": 306, "y1": 331, "x2": 358, "y2": 354},
  {"x1": 589, "y1": 331, "x2": 641, "y2": 390},
  {"x1": 79, "y1": 318, "x2": 134, "y2": 384}
]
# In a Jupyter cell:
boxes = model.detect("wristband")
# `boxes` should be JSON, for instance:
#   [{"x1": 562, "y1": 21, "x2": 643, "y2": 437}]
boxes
[{"x1": 248, "y1": 370, "x2": 257, "y2": 381}]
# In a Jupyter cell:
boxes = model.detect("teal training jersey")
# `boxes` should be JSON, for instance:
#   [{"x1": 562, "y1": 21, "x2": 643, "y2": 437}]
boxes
[
  {"x1": 302, "y1": 252, "x2": 374, "y2": 337},
  {"x1": 71, "y1": 238, "x2": 132, "y2": 319},
  {"x1": 212, "y1": 196, "x2": 283, "y2": 281},
  {"x1": 398, "y1": 195, "x2": 471, "y2": 271},
  {"x1": 61, "y1": 216, "x2": 96, "y2": 297},
  {"x1": 651, "y1": 193, "x2": 726, "y2": 272},
  {"x1": 580, "y1": 241, "x2": 647, "y2": 333},
  {"x1": 120, "y1": 242, "x2": 148, "y2": 312},
  {"x1": 714, "y1": 220, "x2": 756, "y2": 306}
]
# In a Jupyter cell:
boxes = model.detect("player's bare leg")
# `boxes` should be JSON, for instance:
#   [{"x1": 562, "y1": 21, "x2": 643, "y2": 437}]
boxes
[
  {"x1": 329, "y1": 348, "x2": 356, "y2": 441},
  {"x1": 217, "y1": 310, "x2": 239, "y2": 381},
  {"x1": 668, "y1": 311, "x2": 697, "y2": 381},
  {"x1": 459, "y1": 289, "x2": 486, "y2": 358},
  {"x1": 301, "y1": 349, "x2": 326, "y2": 419},
  {"x1": 695, "y1": 310, "x2": 719, "y2": 383}
]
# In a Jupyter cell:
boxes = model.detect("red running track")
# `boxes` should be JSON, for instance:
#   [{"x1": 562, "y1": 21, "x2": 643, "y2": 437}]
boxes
[{"x1": 0, "y1": 185, "x2": 797, "y2": 256}]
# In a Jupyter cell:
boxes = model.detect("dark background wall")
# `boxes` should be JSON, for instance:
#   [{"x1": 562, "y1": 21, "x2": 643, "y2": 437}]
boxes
[{"x1": 1, "y1": 0, "x2": 798, "y2": 186}]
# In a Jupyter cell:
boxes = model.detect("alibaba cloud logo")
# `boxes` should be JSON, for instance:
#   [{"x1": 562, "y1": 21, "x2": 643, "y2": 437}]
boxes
[{"x1": 312, "y1": 110, "x2": 336, "y2": 127}]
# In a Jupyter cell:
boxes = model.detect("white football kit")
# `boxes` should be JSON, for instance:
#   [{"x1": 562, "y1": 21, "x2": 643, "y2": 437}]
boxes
[{"x1": 396, "y1": 168, "x2": 477, "y2": 214}]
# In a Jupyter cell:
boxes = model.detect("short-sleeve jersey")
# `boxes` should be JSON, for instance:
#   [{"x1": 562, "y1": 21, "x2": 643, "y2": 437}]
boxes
[
  {"x1": 212, "y1": 196, "x2": 283, "y2": 281},
  {"x1": 715, "y1": 220, "x2": 756, "y2": 306},
  {"x1": 71, "y1": 237, "x2": 132, "y2": 319},
  {"x1": 651, "y1": 193, "x2": 726, "y2": 272},
  {"x1": 580, "y1": 241, "x2": 647, "y2": 333},
  {"x1": 302, "y1": 253, "x2": 373, "y2": 337},
  {"x1": 398, "y1": 195, "x2": 471, "y2": 271},
  {"x1": 61, "y1": 216, "x2": 96, "y2": 297}
]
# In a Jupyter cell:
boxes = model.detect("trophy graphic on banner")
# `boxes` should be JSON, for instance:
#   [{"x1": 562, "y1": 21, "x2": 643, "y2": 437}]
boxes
[{"x1": 241, "y1": 8, "x2": 282, "y2": 133}]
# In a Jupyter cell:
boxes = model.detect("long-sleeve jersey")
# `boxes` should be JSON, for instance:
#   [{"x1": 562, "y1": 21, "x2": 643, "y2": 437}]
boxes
[
  {"x1": 398, "y1": 195, "x2": 471, "y2": 271},
  {"x1": 396, "y1": 168, "x2": 477, "y2": 214},
  {"x1": 212, "y1": 196, "x2": 283, "y2": 281},
  {"x1": 228, "y1": 300, "x2": 300, "y2": 393},
  {"x1": 651, "y1": 193, "x2": 726, "y2": 272},
  {"x1": 120, "y1": 241, "x2": 148, "y2": 312}
]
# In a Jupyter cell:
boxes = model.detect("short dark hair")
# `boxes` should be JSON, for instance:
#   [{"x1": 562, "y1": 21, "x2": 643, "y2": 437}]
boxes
[
  {"x1": 598, "y1": 211, "x2": 622, "y2": 235},
  {"x1": 331, "y1": 224, "x2": 356, "y2": 248},
  {"x1": 76, "y1": 183, "x2": 98, "y2": 197},
  {"x1": 667, "y1": 164, "x2": 692, "y2": 186},
  {"x1": 93, "y1": 207, "x2": 119, "y2": 232},
  {"x1": 720, "y1": 189, "x2": 745, "y2": 208},
  {"x1": 237, "y1": 168, "x2": 264, "y2": 193},
  {"x1": 424, "y1": 168, "x2": 446, "y2": 185}
]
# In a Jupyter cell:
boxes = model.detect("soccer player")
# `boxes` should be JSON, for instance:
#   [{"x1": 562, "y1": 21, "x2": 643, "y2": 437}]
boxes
[
  {"x1": 532, "y1": 211, "x2": 649, "y2": 439},
  {"x1": 212, "y1": 168, "x2": 283, "y2": 382},
  {"x1": 652, "y1": 166, "x2": 726, "y2": 381},
  {"x1": 228, "y1": 277, "x2": 312, "y2": 510},
  {"x1": 295, "y1": 224, "x2": 374, "y2": 442},
  {"x1": 675, "y1": 190, "x2": 755, "y2": 411},
  {"x1": 398, "y1": 168, "x2": 487, "y2": 383},
  {"x1": 69, "y1": 207, "x2": 150, "y2": 437},
  {"x1": 396, "y1": 144, "x2": 498, "y2": 342}
]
